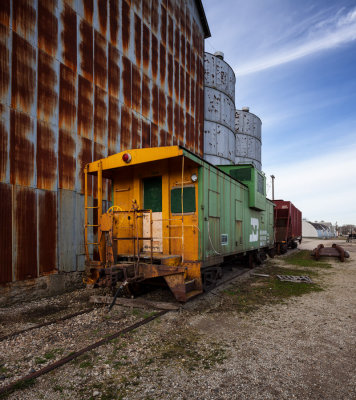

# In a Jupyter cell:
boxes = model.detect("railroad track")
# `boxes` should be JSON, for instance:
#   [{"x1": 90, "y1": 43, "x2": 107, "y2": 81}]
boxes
[
  {"x1": 0, "y1": 310, "x2": 168, "y2": 397},
  {"x1": 0, "y1": 308, "x2": 95, "y2": 343}
]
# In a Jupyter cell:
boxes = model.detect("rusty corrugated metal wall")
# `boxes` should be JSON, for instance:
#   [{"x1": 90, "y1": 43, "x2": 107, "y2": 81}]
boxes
[{"x1": 0, "y1": 0, "x2": 205, "y2": 282}]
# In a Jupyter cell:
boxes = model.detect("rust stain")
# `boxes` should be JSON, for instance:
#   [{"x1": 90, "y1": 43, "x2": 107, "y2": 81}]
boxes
[
  {"x1": 159, "y1": 128, "x2": 166, "y2": 147},
  {"x1": 0, "y1": 24, "x2": 10, "y2": 104},
  {"x1": 141, "y1": 73, "x2": 150, "y2": 119},
  {"x1": 168, "y1": 15, "x2": 173, "y2": 53},
  {"x1": 179, "y1": 106, "x2": 184, "y2": 145},
  {"x1": 131, "y1": 113, "x2": 142, "y2": 149},
  {"x1": 59, "y1": 63, "x2": 77, "y2": 131},
  {"x1": 11, "y1": 32, "x2": 36, "y2": 114},
  {"x1": 78, "y1": 136, "x2": 93, "y2": 194},
  {"x1": 190, "y1": 51, "x2": 196, "y2": 77},
  {"x1": 134, "y1": 13, "x2": 142, "y2": 67},
  {"x1": 167, "y1": 96, "x2": 173, "y2": 136},
  {"x1": 185, "y1": 111, "x2": 192, "y2": 148},
  {"x1": 180, "y1": 34, "x2": 185, "y2": 68},
  {"x1": 122, "y1": 56, "x2": 132, "y2": 107},
  {"x1": 36, "y1": 120, "x2": 57, "y2": 191},
  {"x1": 10, "y1": 109, "x2": 35, "y2": 186},
  {"x1": 174, "y1": 25, "x2": 180, "y2": 62},
  {"x1": 108, "y1": 44, "x2": 120, "y2": 97},
  {"x1": 120, "y1": 104, "x2": 131, "y2": 150},
  {"x1": 190, "y1": 76, "x2": 195, "y2": 114},
  {"x1": 167, "y1": 53, "x2": 173, "y2": 97},
  {"x1": 97, "y1": 0, "x2": 107, "y2": 36},
  {"x1": 132, "y1": 0, "x2": 141, "y2": 13},
  {"x1": 79, "y1": 19, "x2": 93, "y2": 81},
  {"x1": 186, "y1": 13, "x2": 191, "y2": 40},
  {"x1": 159, "y1": 43, "x2": 166, "y2": 87},
  {"x1": 151, "y1": 83, "x2": 159, "y2": 125},
  {"x1": 15, "y1": 186, "x2": 37, "y2": 281},
  {"x1": 174, "y1": 1, "x2": 180, "y2": 24},
  {"x1": 0, "y1": 0, "x2": 10, "y2": 27},
  {"x1": 186, "y1": 42, "x2": 191, "y2": 71},
  {"x1": 121, "y1": 0, "x2": 130, "y2": 54},
  {"x1": 199, "y1": 84, "x2": 204, "y2": 155},
  {"x1": 38, "y1": 190, "x2": 57, "y2": 274},
  {"x1": 174, "y1": 60, "x2": 179, "y2": 100},
  {"x1": 151, "y1": 0, "x2": 158, "y2": 33},
  {"x1": 180, "y1": 65, "x2": 185, "y2": 104},
  {"x1": 94, "y1": 85, "x2": 107, "y2": 144},
  {"x1": 158, "y1": 89, "x2": 166, "y2": 127},
  {"x1": 131, "y1": 65, "x2": 141, "y2": 114},
  {"x1": 151, "y1": 33, "x2": 158, "y2": 80},
  {"x1": 0, "y1": 105, "x2": 8, "y2": 181},
  {"x1": 78, "y1": 75, "x2": 93, "y2": 139},
  {"x1": 13, "y1": 0, "x2": 36, "y2": 42},
  {"x1": 61, "y1": 3, "x2": 77, "y2": 71},
  {"x1": 142, "y1": 0, "x2": 150, "y2": 24},
  {"x1": 180, "y1": 4, "x2": 186, "y2": 35},
  {"x1": 37, "y1": 50, "x2": 58, "y2": 122},
  {"x1": 174, "y1": 103, "x2": 179, "y2": 144},
  {"x1": 150, "y1": 122, "x2": 158, "y2": 147},
  {"x1": 109, "y1": 0, "x2": 119, "y2": 45},
  {"x1": 83, "y1": 0, "x2": 94, "y2": 23},
  {"x1": 94, "y1": 30, "x2": 107, "y2": 90},
  {"x1": 185, "y1": 70, "x2": 190, "y2": 111},
  {"x1": 92, "y1": 141, "x2": 106, "y2": 198},
  {"x1": 160, "y1": 5, "x2": 167, "y2": 46},
  {"x1": 141, "y1": 119, "x2": 150, "y2": 148},
  {"x1": 94, "y1": 141, "x2": 105, "y2": 160},
  {"x1": 38, "y1": 0, "x2": 58, "y2": 57},
  {"x1": 58, "y1": 128, "x2": 76, "y2": 190},
  {"x1": 142, "y1": 23, "x2": 150, "y2": 73},
  {"x1": 108, "y1": 95, "x2": 119, "y2": 155},
  {"x1": 0, "y1": 183, "x2": 12, "y2": 283}
]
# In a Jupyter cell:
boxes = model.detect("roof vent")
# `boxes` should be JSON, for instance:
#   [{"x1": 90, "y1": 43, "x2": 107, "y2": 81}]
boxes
[
  {"x1": 242, "y1": 106, "x2": 250, "y2": 112},
  {"x1": 214, "y1": 51, "x2": 224, "y2": 60}
]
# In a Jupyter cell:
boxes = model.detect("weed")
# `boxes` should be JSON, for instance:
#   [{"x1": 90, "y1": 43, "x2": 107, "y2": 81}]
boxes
[
  {"x1": 53, "y1": 384, "x2": 63, "y2": 393},
  {"x1": 34, "y1": 357, "x2": 46, "y2": 365},
  {"x1": 284, "y1": 250, "x2": 332, "y2": 268},
  {"x1": 79, "y1": 360, "x2": 93, "y2": 368}
]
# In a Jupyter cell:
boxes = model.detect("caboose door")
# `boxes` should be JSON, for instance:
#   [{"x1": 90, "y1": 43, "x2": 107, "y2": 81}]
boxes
[{"x1": 142, "y1": 177, "x2": 163, "y2": 253}]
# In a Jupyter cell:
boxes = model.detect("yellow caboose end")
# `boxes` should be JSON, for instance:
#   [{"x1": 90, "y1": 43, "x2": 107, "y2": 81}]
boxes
[{"x1": 84, "y1": 146, "x2": 202, "y2": 302}]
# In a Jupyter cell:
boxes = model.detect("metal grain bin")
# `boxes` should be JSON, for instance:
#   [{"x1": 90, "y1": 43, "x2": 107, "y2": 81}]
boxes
[
  {"x1": 235, "y1": 108, "x2": 262, "y2": 170},
  {"x1": 203, "y1": 52, "x2": 236, "y2": 165}
]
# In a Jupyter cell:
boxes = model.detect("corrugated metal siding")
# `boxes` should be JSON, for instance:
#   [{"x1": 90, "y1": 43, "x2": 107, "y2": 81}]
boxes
[{"x1": 1, "y1": 0, "x2": 205, "y2": 280}]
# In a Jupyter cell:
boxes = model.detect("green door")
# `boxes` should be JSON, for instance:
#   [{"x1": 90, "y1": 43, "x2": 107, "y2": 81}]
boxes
[
  {"x1": 143, "y1": 177, "x2": 162, "y2": 252},
  {"x1": 143, "y1": 177, "x2": 162, "y2": 211}
]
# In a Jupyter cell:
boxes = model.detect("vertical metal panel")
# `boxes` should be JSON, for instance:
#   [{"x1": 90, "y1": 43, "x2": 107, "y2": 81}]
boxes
[
  {"x1": 167, "y1": 52, "x2": 173, "y2": 97},
  {"x1": 109, "y1": 0, "x2": 119, "y2": 45},
  {"x1": 159, "y1": 128, "x2": 166, "y2": 146},
  {"x1": 0, "y1": 24, "x2": 11, "y2": 107},
  {"x1": 131, "y1": 112, "x2": 142, "y2": 149},
  {"x1": 10, "y1": 109, "x2": 35, "y2": 186},
  {"x1": 173, "y1": 102, "x2": 179, "y2": 144},
  {"x1": 78, "y1": 136, "x2": 92, "y2": 194},
  {"x1": 38, "y1": 0, "x2": 58, "y2": 58},
  {"x1": 37, "y1": 50, "x2": 59, "y2": 124},
  {"x1": 158, "y1": 88, "x2": 166, "y2": 128},
  {"x1": 38, "y1": 190, "x2": 57, "y2": 274},
  {"x1": 121, "y1": 0, "x2": 130, "y2": 54},
  {"x1": 108, "y1": 94, "x2": 120, "y2": 154},
  {"x1": 151, "y1": 0, "x2": 158, "y2": 33},
  {"x1": 0, "y1": 0, "x2": 11, "y2": 27},
  {"x1": 150, "y1": 122, "x2": 158, "y2": 147},
  {"x1": 151, "y1": 33, "x2": 158, "y2": 81},
  {"x1": 59, "y1": 63, "x2": 76, "y2": 131},
  {"x1": 0, "y1": 182, "x2": 12, "y2": 283},
  {"x1": 142, "y1": 23, "x2": 150, "y2": 73},
  {"x1": 108, "y1": 43, "x2": 120, "y2": 98},
  {"x1": 167, "y1": 96, "x2": 173, "y2": 140},
  {"x1": 75, "y1": 192, "x2": 86, "y2": 270},
  {"x1": 60, "y1": 2, "x2": 77, "y2": 72},
  {"x1": 131, "y1": 65, "x2": 141, "y2": 114},
  {"x1": 79, "y1": 18, "x2": 93, "y2": 81},
  {"x1": 36, "y1": 121, "x2": 57, "y2": 190},
  {"x1": 58, "y1": 188, "x2": 76, "y2": 271},
  {"x1": 167, "y1": 14, "x2": 173, "y2": 53},
  {"x1": 78, "y1": 75, "x2": 93, "y2": 139},
  {"x1": 142, "y1": 0, "x2": 150, "y2": 25},
  {"x1": 94, "y1": 30, "x2": 107, "y2": 90},
  {"x1": 0, "y1": 104, "x2": 10, "y2": 182},
  {"x1": 141, "y1": 118, "x2": 150, "y2": 148},
  {"x1": 12, "y1": 0, "x2": 36, "y2": 45},
  {"x1": 78, "y1": 0, "x2": 94, "y2": 24},
  {"x1": 151, "y1": 82, "x2": 159, "y2": 125},
  {"x1": 174, "y1": 59, "x2": 179, "y2": 101},
  {"x1": 58, "y1": 128, "x2": 76, "y2": 189},
  {"x1": 160, "y1": 4, "x2": 167, "y2": 46},
  {"x1": 141, "y1": 73, "x2": 151, "y2": 119},
  {"x1": 180, "y1": 33, "x2": 185, "y2": 68},
  {"x1": 11, "y1": 32, "x2": 36, "y2": 116},
  {"x1": 122, "y1": 55, "x2": 131, "y2": 107},
  {"x1": 14, "y1": 185, "x2": 37, "y2": 280},
  {"x1": 94, "y1": 85, "x2": 107, "y2": 144},
  {"x1": 120, "y1": 103, "x2": 131, "y2": 149},
  {"x1": 96, "y1": 0, "x2": 107, "y2": 37},
  {"x1": 159, "y1": 43, "x2": 166, "y2": 87},
  {"x1": 134, "y1": 13, "x2": 141, "y2": 67},
  {"x1": 179, "y1": 105, "x2": 184, "y2": 144}
]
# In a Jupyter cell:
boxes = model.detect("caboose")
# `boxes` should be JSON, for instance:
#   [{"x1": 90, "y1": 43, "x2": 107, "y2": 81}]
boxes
[{"x1": 84, "y1": 146, "x2": 274, "y2": 302}]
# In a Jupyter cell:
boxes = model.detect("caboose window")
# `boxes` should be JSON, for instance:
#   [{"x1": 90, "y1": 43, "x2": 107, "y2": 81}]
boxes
[
  {"x1": 171, "y1": 186, "x2": 196, "y2": 214},
  {"x1": 257, "y1": 173, "x2": 264, "y2": 194}
]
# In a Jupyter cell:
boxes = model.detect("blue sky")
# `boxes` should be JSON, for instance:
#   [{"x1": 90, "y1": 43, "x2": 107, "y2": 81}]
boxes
[{"x1": 203, "y1": 0, "x2": 356, "y2": 226}]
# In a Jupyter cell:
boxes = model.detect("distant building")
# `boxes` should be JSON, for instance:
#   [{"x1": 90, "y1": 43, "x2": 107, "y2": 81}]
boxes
[{"x1": 302, "y1": 220, "x2": 336, "y2": 238}]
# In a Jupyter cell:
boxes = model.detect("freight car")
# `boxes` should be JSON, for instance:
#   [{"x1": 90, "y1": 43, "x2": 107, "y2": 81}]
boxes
[
  {"x1": 273, "y1": 200, "x2": 302, "y2": 254},
  {"x1": 83, "y1": 146, "x2": 275, "y2": 302}
]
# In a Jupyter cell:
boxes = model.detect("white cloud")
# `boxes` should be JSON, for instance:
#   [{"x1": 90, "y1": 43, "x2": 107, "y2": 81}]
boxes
[
  {"x1": 264, "y1": 143, "x2": 356, "y2": 225},
  {"x1": 234, "y1": 7, "x2": 356, "y2": 75}
]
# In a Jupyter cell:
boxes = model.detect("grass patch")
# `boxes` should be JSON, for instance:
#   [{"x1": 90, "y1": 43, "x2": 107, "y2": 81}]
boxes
[
  {"x1": 79, "y1": 360, "x2": 93, "y2": 368},
  {"x1": 284, "y1": 250, "x2": 332, "y2": 268}
]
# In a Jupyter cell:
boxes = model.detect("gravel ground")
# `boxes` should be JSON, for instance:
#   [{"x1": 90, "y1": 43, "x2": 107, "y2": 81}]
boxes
[{"x1": 1, "y1": 238, "x2": 355, "y2": 399}]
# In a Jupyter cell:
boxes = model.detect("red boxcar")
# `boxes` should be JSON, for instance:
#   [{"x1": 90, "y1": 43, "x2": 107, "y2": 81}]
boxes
[{"x1": 273, "y1": 200, "x2": 302, "y2": 253}]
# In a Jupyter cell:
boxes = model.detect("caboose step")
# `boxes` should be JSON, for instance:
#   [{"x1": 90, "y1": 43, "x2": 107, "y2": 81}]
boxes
[
  {"x1": 117, "y1": 253, "x2": 182, "y2": 266},
  {"x1": 185, "y1": 289, "x2": 202, "y2": 300},
  {"x1": 184, "y1": 279, "x2": 196, "y2": 293}
]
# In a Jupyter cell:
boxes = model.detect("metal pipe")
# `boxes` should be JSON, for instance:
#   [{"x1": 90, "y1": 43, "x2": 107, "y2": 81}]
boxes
[{"x1": 271, "y1": 175, "x2": 275, "y2": 200}]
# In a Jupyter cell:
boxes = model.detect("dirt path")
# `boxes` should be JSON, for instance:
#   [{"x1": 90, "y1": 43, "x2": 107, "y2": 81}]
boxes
[{"x1": 3, "y1": 239, "x2": 356, "y2": 399}]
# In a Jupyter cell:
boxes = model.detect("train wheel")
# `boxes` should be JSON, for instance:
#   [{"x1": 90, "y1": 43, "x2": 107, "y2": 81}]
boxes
[
  {"x1": 291, "y1": 241, "x2": 298, "y2": 249},
  {"x1": 202, "y1": 267, "x2": 222, "y2": 292}
]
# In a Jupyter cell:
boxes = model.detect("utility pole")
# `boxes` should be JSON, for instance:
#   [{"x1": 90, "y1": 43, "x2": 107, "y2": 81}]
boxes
[{"x1": 271, "y1": 175, "x2": 275, "y2": 200}]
